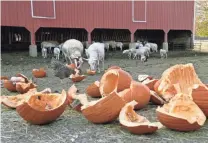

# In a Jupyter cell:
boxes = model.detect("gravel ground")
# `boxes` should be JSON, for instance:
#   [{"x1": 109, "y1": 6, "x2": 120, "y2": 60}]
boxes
[{"x1": 1, "y1": 50, "x2": 208, "y2": 143}]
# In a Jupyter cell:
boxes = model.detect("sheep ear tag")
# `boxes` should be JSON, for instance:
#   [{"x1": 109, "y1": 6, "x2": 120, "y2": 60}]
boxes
[{"x1": 70, "y1": 99, "x2": 81, "y2": 109}]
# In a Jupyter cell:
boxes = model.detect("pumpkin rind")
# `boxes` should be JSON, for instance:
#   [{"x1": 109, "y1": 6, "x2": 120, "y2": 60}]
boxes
[
  {"x1": 86, "y1": 81, "x2": 101, "y2": 98},
  {"x1": 16, "y1": 90, "x2": 68, "y2": 125},
  {"x1": 16, "y1": 82, "x2": 37, "y2": 94},
  {"x1": 70, "y1": 75, "x2": 86, "y2": 82},
  {"x1": 3, "y1": 80, "x2": 17, "y2": 92},
  {"x1": 81, "y1": 92, "x2": 126, "y2": 124},
  {"x1": 192, "y1": 84, "x2": 208, "y2": 116},
  {"x1": 32, "y1": 68, "x2": 47, "y2": 78}
]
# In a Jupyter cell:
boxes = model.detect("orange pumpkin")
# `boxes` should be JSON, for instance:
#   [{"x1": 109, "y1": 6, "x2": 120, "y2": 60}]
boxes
[
  {"x1": 81, "y1": 92, "x2": 126, "y2": 124},
  {"x1": 119, "y1": 81, "x2": 150, "y2": 110},
  {"x1": 150, "y1": 90, "x2": 166, "y2": 105},
  {"x1": 67, "y1": 63, "x2": 76, "y2": 69},
  {"x1": 3, "y1": 80, "x2": 17, "y2": 92},
  {"x1": 16, "y1": 90, "x2": 68, "y2": 125},
  {"x1": 32, "y1": 68, "x2": 46, "y2": 78},
  {"x1": 99, "y1": 68, "x2": 132, "y2": 97},
  {"x1": 119, "y1": 101, "x2": 163, "y2": 135},
  {"x1": 142, "y1": 78, "x2": 158, "y2": 90},
  {"x1": 70, "y1": 74, "x2": 86, "y2": 82},
  {"x1": 16, "y1": 82, "x2": 37, "y2": 94},
  {"x1": 86, "y1": 81, "x2": 101, "y2": 98},
  {"x1": 156, "y1": 93, "x2": 206, "y2": 131},
  {"x1": 87, "y1": 70, "x2": 96, "y2": 75}
]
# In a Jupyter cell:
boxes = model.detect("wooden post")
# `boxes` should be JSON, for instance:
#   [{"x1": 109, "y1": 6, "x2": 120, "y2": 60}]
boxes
[{"x1": 88, "y1": 31, "x2": 91, "y2": 44}]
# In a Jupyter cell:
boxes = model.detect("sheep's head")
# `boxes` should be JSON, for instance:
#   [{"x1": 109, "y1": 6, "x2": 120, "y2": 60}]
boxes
[{"x1": 88, "y1": 59, "x2": 97, "y2": 71}]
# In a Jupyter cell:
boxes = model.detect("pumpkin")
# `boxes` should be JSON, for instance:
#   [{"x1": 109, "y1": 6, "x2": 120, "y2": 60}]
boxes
[
  {"x1": 105, "y1": 66, "x2": 121, "y2": 72},
  {"x1": 32, "y1": 68, "x2": 46, "y2": 78},
  {"x1": 81, "y1": 92, "x2": 126, "y2": 124},
  {"x1": 1, "y1": 76, "x2": 9, "y2": 80},
  {"x1": 86, "y1": 81, "x2": 101, "y2": 98},
  {"x1": 142, "y1": 78, "x2": 158, "y2": 90},
  {"x1": 119, "y1": 81, "x2": 150, "y2": 110},
  {"x1": 70, "y1": 74, "x2": 86, "y2": 82},
  {"x1": 192, "y1": 84, "x2": 208, "y2": 116},
  {"x1": 67, "y1": 63, "x2": 76, "y2": 69},
  {"x1": 155, "y1": 63, "x2": 205, "y2": 102},
  {"x1": 3, "y1": 80, "x2": 17, "y2": 92},
  {"x1": 119, "y1": 100, "x2": 163, "y2": 135},
  {"x1": 87, "y1": 70, "x2": 96, "y2": 75},
  {"x1": 150, "y1": 90, "x2": 166, "y2": 105},
  {"x1": 156, "y1": 93, "x2": 206, "y2": 131},
  {"x1": 99, "y1": 68, "x2": 132, "y2": 97},
  {"x1": 16, "y1": 90, "x2": 68, "y2": 125},
  {"x1": 16, "y1": 82, "x2": 37, "y2": 94},
  {"x1": 138, "y1": 74, "x2": 153, "y2": 82},
  {"x1": 1, "y1": 88, "x2": 37, "y2": 108},
  {"x1": 16, "y1": 73, "x2": 29, "y2": 83}
]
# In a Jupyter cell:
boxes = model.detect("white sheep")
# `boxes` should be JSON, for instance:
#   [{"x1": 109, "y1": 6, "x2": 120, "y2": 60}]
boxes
[
  {"x1": 116, "y1": 42, "x2": 123, "y2": 51},
  {"x1": 41, "y1": 41, "x2": 59, "y2": 54},
  {"x1": 62, "y1": 39, "x2": 84, "y2": 69},
  {"x1": 133, "y1": 48, "x2": 148, "y2": 60},
  {"x1": 109, "y1": 41, "x2": 117, "y2": 51},
  {"x1": 104, "y1": 42, "x2": 110, "y2": 51},
  {"x1": 42, "y1": 47, "x2": 47, "y2": 58},
  {"x1": 54, "y1": 47, "x2": 60, "y2": 60},
  {"x1": 84, "y1": 42, "x2": 105, "y2": 73},
  {"x1": 160, "y1": 49, "x2": 168, "y2": 59},
  {"x1": 145, "y1": 42, "x2": 158, "y2": 53}
]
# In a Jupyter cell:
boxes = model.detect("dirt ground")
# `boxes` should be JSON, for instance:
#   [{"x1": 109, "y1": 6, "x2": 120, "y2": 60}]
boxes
[{"x1": 1, "y1": 50, "x2": 208, "y2": 143}]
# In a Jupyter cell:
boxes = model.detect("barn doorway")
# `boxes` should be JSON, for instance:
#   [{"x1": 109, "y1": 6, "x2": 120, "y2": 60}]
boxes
[
  {"x1": 168, "y1": 30, "x2": 192, "y2": 51},
  {"x1": 91, "y1": 28, "x2": 131, "y2": 50},
  {"x1": 35, "y1": 27, "x2": 88, "y2": 52},
  {"x1": 134, "y1": 29, "x2": 164, "y2": 49},
  {"x1": 1, "y1": 26, "x2": 31, "y2": 52}
]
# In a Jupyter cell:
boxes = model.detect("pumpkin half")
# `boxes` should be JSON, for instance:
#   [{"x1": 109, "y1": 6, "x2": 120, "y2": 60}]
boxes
[
  {"x1": 192, "y1": 84, "x2": 208, "y2": 116},
  {"x1": 16, "y1": 90, "x2": 68, "y2": 125},
  {"x1": 81, "y1": 92, "x2": 126, "y2": 124},
  {"x1": 16, "y1": 82, "x2": 37, "y2": 94},
  {"x1": 87, "y1": 70, "x2": 96, "y2": 75},
  {"x1": 156, "y1": 93, "x2": 206, "y2": 131},
  {"x1": 70, "y1": 74, "x2": 86, "y2": 82},
  {"x1": 86, "y1": 81, "x2": 101, "y2": 98},
  {"x1": 32, "y1": 68, "x2": 46, "y2": 78},
  {"x1": 119, "y1": 100, "x2": 163, "y2": 135},
  {"x1": 119, "y1": 81, "x2": 150, "y2": 110},
  {"x1": 150, "y1": 90, "x2": 166, "y2": 105},
  {"x1": 156, "y1": 63, "x2": 205, "y2": 102},
  {"x1": 1, "y1": 88, "x2": 37, "y2": 109},
  {"x1": 99, "y1": 68, "x2": 132, "y2": 97},
  {"x1": 3, "y1": 80, "x2": 17, "y2": 92}
]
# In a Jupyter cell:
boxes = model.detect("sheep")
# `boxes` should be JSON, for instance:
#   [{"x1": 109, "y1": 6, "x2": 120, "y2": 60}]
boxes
[
  {"x1": 41, "y1": 41, "x2": 59, "y2": 54},
  {"x1": 109, "y1": 41, "x2": 117, "y2": 51},
  {"x1": 103, "y1": 42, "x2": 110, "y2": 51},
  {"x1": 42, "y1": 47, "x2": 47, "y2": 59},
  {"x1": 116, "y1": 42, "x2": 123, "y2": 51},
  {"x1": 54, "y1": 47, "x2": 60, "y2": 60},
  {"x1": 133, "y1": 48, "x2": 149, "y2": 60},
  {"x1": 160, "y1": 49, "x2": 168, "y2": 59},
  {"x1": 83, "y1": 42, "x2": 105, "y2": 73},
  {"x1": 62, "y1": 39, "x2": 84, "y2": 69},
  {"x1": 144, "y1": 42, "x2": 158, "y2": 53}
]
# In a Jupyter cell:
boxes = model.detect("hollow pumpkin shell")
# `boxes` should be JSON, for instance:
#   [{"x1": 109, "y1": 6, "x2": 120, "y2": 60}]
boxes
[
  {"x1": 16, "y1": 90, "x2": 68, "y2": 125},
  {"x1": 16, "y1": 73, "x2": 29, "y2": 83},
  {"x1": 99, "y1": 69, "x2": 132, "y2": 97},
  {"x1": 16, "y1": 82, "x2": 37, "y2": 94},
  {"x1": 70, "y1": 74, "x2": 86, "y2": 82},
  {"x1": 87, "y1": 70, "x2": 96, "y2": 75},
  {"x1": 138, "y1": 74, "x2": 153, "y2": 82},
  {"x1": 150, "y1": 90, "x2": 166, "y2": 105},
  {"x1": 3, "y1": 80, "x2": 17, "y2": 92},
  {"x1": 119, "y1": 100, "x2": 163, "y2": 135},
  {"x1": 119, "y1": 81, "x2": 150, "y2": 110},
  {"x1": 192, "y1": 84, "x2": 208, "y2": 116},
  {"x1": 156, "y1": 93, "x2": 206, "y2": 131},
  {"x1": 1, "y1": 88, "x2": 37, "y2": 109},
  {"x1": 142, "y1": 79, "x2": 158, "y2": 90},
  {"x1": 32, "y1": 68, "x2": 46, "y2": 78},
  {"x1": 86, "y1": 81, "x2": 101, "y2": 98},
  {"x1": 81, "y1": 92, "x2": 126, "y2": 124}
]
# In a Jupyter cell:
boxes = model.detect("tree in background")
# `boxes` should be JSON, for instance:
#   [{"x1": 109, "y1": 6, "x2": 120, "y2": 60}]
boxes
[{"x1": 195, "y1": 1, "x2": 208, "y2": 37}]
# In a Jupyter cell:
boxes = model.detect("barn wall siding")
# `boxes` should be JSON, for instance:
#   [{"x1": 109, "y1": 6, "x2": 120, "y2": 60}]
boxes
[{"x1": 1, "y1": 1, "x2": 194, "y2": 33}]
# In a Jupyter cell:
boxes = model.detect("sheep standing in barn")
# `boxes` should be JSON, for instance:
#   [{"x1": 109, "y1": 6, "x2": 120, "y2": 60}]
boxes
[
  {"x1": 62, "y1": 39, "x2": 84, "y2": 69},
  {"x1": 103, "y1": 42, "x2": 110, "y2": 51},
  {"x1": 116, "y1": 42, "x2": 123, "y2": 51},
  {"x1": 160, "y1": 49, "x2": 168, "y2": 59},
  {"x1": 133, "y1": 48, "x2": 149, "y2": 61},
  {"x1": 41, "y1": 41, "x2": 59, "y2": 54},
  {"x1": 53, "y1": 47, "x2": 60, "y2": 60},
  {"x1": 42, "y1": 47, "x2": 47, "y2": 59},
  {"x1": 84, "y1": 42, "x2": 105, "y2": 73},
  {"x1": 144, "y1": 41, "x2": 158, "y2": 53},
  {"x1": 109, "y1": 41, "x2": 117, "y2": 51}
]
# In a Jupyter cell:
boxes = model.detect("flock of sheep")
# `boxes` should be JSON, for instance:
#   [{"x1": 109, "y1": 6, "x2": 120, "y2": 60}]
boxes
[{"x1": 40, "y1": 39, "x2": 168, "y2": 72}]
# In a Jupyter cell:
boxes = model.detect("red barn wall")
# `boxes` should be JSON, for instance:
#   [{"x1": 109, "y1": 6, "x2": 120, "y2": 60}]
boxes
[{"x1": 1, "y1": 1, "x2": 194, "y2": 35}]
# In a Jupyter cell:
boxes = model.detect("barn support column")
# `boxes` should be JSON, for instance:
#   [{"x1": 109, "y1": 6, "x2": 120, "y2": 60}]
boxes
[
  {"x1": 29, "y1": 31, "x2": 37, "y2": 57},
  {"x1": 163, "y1": 31, "x2": 168, "y2": 52},
  {"x1": 131, "y1": 33, "x2": 134, "y2": 42},
  {"x1": 88, "y1": 31, "x2": 91, "y2": 44}
]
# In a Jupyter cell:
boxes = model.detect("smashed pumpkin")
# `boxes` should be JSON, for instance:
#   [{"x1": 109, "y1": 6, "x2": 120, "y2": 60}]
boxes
[
  {"x1": 70, "y1": 74, "x2": 86, "y2": 82},
  {"x1": 16, "y1": 82, "x2": 37, "y2": 94},
  {"x1": 81, "y1": 92, "x2": 126, "y2": 124},
  {"x1": 155, "y1": 63, "x2": 205, "y2": 102},
  {"x1": 150, "y1": 90, "x2": 166, "y2": 105},
  {"x1": 86, "y1": 81, "x2": 101, "y2": 98},
  {"x1": 119, "y1": 81, "x2": 150, "y2": 110},
  {"x1": 119, "y1": 100, "x2": 163, "y2": 135},
  {"x1": 32, "y1": 68, "x2": 46, "y2": 78},
  {"x1": 87, "y1": 70, "x2": 96, "y2": 75},
  {"x1": 138, "y1": 74, "x2": 153, "y2": 82},
  {"x1": 16, "y1": 90, "x2": 68, "y2": 125},
  {"x1": 156, "y1": 93, "x2": 206, "y2": 131},
  {"x1": 99, "y1": 68, "x2": 132, "y2": 97}
]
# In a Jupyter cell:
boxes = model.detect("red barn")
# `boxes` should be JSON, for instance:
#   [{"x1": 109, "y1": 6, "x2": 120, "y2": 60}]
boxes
[{"x1": 1, "y1": 1, "x2": 195, "y2": 52}]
